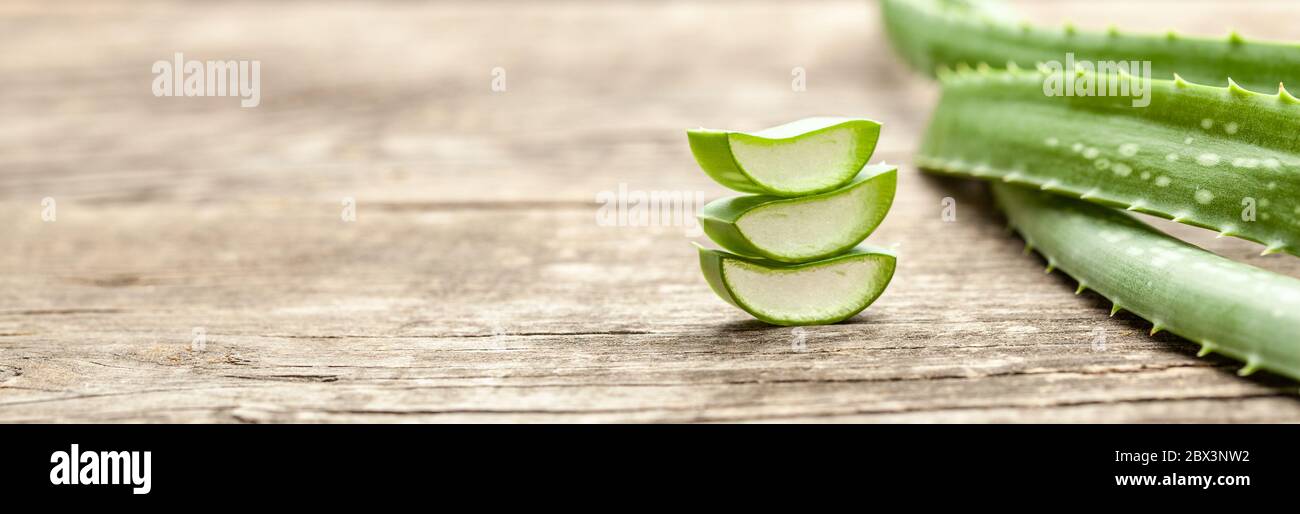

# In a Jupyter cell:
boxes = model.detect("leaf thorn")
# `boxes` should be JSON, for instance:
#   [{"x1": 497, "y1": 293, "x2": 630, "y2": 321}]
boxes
[
  {"x1": 1227, "y1": 77, "x2": 1251, "y2": 98},
  {"x1": 1280, "y1": 83, "x2": 1299, "y2": 104},
  {"x1": 1197, "y1": 342, "x2": 1215, "y2": 357},
  {"x1": 1238, "y1": 359, "x2": 1260, "y2": 376}
]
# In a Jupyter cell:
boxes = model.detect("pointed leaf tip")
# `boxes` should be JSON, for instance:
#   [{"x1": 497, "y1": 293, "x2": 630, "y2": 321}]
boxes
[
  {"x1": 1238, "y1": 361, "x2": 1259, "y2": 376},
  {"x1": 1172, "y1": 73, "x2": 1188, "y2": 88},
  {"x1": 1197, "y1": 343, "x2": 1214, "y2": 357},
  {"x1": 1110, "y1": 304, "x2": 1122, "y2": 317},
  {"x1": 1149, "y1": 323, "x2": 1164, "y2": 336},
  {"x1": 1075, "y1": 282, "x2": 1087, "y2": 295}
]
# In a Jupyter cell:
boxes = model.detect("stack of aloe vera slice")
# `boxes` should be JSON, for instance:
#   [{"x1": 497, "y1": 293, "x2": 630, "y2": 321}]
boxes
[{"x1": 687, "y1": 118, "x2": 898, "y2": 326}]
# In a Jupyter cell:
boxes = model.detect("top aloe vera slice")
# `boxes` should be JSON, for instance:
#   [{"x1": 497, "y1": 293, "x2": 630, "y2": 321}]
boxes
[
  {"x1": 917, "y1": 68, "x2": 1300, "y2": 256},
  {"x1": 881, "y1": 0, "x2": 1300, "y2": 93},
  {"x1": 687, "y1": 117, "x2": 881, "y2": 197},
  {"x1": 995, "y1": 182, "x2": 1300, "y2": 382},
  {"x1": 699, "y1": 163, "x2": 896, "y2": 263}
]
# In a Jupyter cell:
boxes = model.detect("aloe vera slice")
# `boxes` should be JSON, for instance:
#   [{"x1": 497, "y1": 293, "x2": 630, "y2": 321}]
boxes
[
  {"x1": 995, "y1": 183, "x2": 1300, "y2": 381},
  {"x1": 687, "y1": 117, "x2": 882, "y2": 197},
  {"x1": 882, "y1": 0, "x2": 1300, "y2": 93},
  {"x1": 917, "y1": 68, "x2": 1300, "y2": 256},
  {"x1": 699, "y1": 164, "x2": 897, "y2": 263},
  {"x1": 696, "y1": 244, "x2": 896, "y2": 326}
]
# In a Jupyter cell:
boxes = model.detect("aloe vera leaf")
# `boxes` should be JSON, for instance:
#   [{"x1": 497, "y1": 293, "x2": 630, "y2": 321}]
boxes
[
  {"x1": 687, "y1": 117, "x2": 881, "y2": 197},
  {"x1": 916, "y1": 68, "x2": 1300, "y2": 256},
  {"x1": 696, "y1": 244, "x2": 896, "y2": 326},
  {"x1": 881, "y1": 0, "x2": 1300, "y2": 93},
  {"x1": 699, "y1": 164, "x2": 897, "y2": 263},
  {"x1": 994, "y1": 183, "x2": 1300, "y2": 381}
]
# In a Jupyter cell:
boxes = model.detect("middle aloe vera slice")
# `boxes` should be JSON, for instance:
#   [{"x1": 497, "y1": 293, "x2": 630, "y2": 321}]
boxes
[
  {"x1": 699, "y1": 164, "x2": 896, "y2": 263},
  {"x1": 919, "y1": 68, "x2": 1300, "y2": 256}
]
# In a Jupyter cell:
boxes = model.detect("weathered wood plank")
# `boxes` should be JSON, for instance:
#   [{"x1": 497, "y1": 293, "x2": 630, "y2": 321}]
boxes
[{"x1": 2, "y1": 0, "x2": 1299, "y2": 422}]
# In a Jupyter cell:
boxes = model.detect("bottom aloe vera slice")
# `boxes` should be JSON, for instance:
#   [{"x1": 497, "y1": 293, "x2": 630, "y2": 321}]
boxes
[
  {"x1": 696, "y1": 244, "x2": 896, "y2": 326},
  {"x1": 699, "y1": 164, "x2": 896, "y2": 263},
  {"x1": 994, "y1": 183, "x2": 1300, "y2": 381}
]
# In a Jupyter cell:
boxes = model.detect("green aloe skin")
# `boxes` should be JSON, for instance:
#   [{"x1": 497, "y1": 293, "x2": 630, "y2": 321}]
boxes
[
  {"x1": 881, "y1": 0, "x2": 1300, "y2": 93},
  {"x1": 917, "y1": 69, "x2": 1300, "y2": 256},
  {"x1": 880, "y1": 0, "x2": 1300, "y2": 381},
  {"x1": 698, "y1": 164, "x2": 897, "y2": 263},
  {"x1": 687, "y1": 117, "x2": 881, "y2": 197},
  {"x1": 696, "y1": 244, "x2": 897, "y2": 326},
  {"x1": 995, "y1": 184, "x2": 1300, "y2": 382}
]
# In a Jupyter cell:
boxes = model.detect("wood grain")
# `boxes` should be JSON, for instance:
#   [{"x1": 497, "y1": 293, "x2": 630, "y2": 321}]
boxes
[{"x1": 2, "y1": 0, "x2": 1299, "y2": 423}]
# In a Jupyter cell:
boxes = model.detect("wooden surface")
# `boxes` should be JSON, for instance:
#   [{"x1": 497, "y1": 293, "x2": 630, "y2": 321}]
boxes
[{"x1": 3, "y1": 0, "x2": 1300, "y2": 423}]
